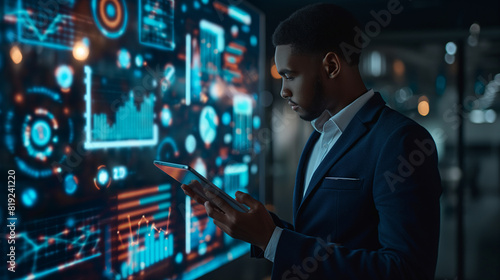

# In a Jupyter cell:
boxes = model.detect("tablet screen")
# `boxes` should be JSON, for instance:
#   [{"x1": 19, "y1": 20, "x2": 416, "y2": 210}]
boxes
[{"x1": 154, "y1": 161, "x2": 249, "y2": 212}]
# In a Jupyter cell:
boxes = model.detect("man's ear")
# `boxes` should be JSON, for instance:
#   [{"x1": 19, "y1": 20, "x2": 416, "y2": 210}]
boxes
[{"x1": 322, "y1": 52, "x2": 341, "y2": 79}]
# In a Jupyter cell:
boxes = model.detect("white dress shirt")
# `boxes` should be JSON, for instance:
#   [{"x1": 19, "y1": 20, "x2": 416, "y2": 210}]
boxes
[{"x1": 264, "y1": 89, "x2": 375, "y2": 262}]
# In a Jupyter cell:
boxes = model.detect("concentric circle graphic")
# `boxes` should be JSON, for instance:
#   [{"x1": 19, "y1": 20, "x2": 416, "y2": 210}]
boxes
[{"x1": 92, "y1": 0, "x2": 128, "y2": 38}]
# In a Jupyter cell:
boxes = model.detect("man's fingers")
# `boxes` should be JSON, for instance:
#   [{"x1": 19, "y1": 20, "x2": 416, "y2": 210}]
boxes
[
  {"x1": 181, "y1": 184, "x2": 206, "y2": 205},
  {"x1": 235, "y1": 191, "x2": 261, "y2": 209},
  {"x1": 205, "y1": 201, "x2": 226, "y2": 222},
  {"x1": 204, "y1": 189, "x2": 232, "y2": 213}
]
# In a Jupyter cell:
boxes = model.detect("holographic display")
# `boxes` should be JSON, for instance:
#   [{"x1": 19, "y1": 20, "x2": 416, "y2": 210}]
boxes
[
  {"x1": 15, "y1": 0, "x2": 76, "y2": 50},
  {"x1": 1, "y1": 0, "x2": 263, "y2": 279}
]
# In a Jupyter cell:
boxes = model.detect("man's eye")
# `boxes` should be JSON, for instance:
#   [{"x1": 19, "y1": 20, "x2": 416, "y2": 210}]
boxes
[{"x1": 284, "y1": 76, "x2": 294, "y2": 81}]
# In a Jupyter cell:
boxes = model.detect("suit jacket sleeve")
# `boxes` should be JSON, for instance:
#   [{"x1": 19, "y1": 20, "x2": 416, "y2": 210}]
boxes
[
  {"x1": 271, "y1": 124, "x2": 441, "y2": 279},
  {"x1": 251, "y1": 211, "x2": 294, "y2": 258}
]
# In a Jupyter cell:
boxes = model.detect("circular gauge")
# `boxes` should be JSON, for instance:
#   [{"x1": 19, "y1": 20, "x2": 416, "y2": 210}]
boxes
[
  {"x1": 6, "y1": 86, "x2": 74, "y2": 179},
  {"x1": 92, "y1": 0, "x2": 128, "y2": 38},
  {"x1": 199, "y1": 106, "x2": 219, "y2": 146},
  {"x1": 94, "y1": 165, "x2": 111, "y2": 190}
]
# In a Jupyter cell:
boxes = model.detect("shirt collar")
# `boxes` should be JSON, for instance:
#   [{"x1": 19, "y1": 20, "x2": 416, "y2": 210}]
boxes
[{"x1": 311, "y1": 89, "x2": 375, "y2": 133}]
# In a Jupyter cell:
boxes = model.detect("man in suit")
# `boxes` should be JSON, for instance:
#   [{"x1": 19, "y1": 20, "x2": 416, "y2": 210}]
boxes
[{"x1": 182, "y1": 3, "x2": 441, "y2": 279}]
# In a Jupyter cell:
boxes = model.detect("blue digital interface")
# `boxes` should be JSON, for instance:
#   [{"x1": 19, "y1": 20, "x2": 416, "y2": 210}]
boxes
[{"x1": 1, "y1": 0, "x2": 263, "y2": 279}]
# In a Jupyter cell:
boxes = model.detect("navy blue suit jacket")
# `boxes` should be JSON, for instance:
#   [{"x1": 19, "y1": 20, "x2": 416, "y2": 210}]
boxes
[{"x1": 252, "y1": 93, "x2": 441, "y2": 279}]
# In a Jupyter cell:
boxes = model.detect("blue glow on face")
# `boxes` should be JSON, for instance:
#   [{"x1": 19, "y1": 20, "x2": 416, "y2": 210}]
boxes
[
  {"x1": 253, "y1": 116, "x2": 261, "y2": 129},
  {"x1": 31, "y1": 120, "x2": 51, "y2": 146},
  {"x1": 55, "y1": 65, "x2": 73, "y2": 89},
  {"x1": 118, "y1": 48, "x2": 131, "y2": 68},
  {"x1": 222, "y1": 112, "x2": 231, "y2": 125},
  {"x1": 250, "y1": 35, "x2": 258, "y2": 47},
  {"x1": 97, "y1": 169, "x2": 109, "y2": 185},
  {"x1": 22, "y1": 188, "x2": 37, "y2": 207},
  {"x1": 175, "y1": 252, "x2": 183, "y2": 264},
  {"x1": 64, "y1": 174, "x2": 78, "y2": 195},
  {"x1": 185, "y1": 134, "x2": 196, "y2": 154}
]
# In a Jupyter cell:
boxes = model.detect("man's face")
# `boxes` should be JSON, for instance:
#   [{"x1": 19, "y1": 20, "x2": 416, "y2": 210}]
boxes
[{"x1": 274, "y1": 44, "x2": 326, "y2": 121}]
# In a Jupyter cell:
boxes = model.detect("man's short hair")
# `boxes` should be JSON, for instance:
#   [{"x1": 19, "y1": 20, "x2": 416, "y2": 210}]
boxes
[{"x1": 272, "y1": 3, "x2": 362, "y2": 65}]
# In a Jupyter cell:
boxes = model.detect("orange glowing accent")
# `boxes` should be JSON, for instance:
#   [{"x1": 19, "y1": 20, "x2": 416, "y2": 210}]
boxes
[
  {"x1": 93, "y1": 165, "x2": 111, "y2": 190},
  {"x1": 200, "y1": 93, "x2": 209, "y2": 103},
  {"x1": 73, "y1": 41, "x2": 89, "y2": 61},
  {"x1": 99, "y1": 0, "x2": 122, "y2": 28},
  {"x1": 393, "y1": 59, "x2": 405, "y2": 77},
  {"x1": 271, "y1": 64, "x2": 281, "y2": 79},
  {"x1": 116, "y1": 208, "x2": 172, "y2": 260},
  {"x1": 418, "y1": 96, "x2": 430, "y2": 116},
  {"x1": 117, "y1": 185, "x2": 160, "y2": 199},
  {"x1": 14, "y1": 93, "x2": 24, "y2": 103},
  {"x1": 10, "y1": 46, "x2": 22, "y2": 64},
  {"x1": 117, "y1": 200, "x2": 140, "y2": 211},
  {"x1": 61, "y1": 88, "x2": 70, "y2": 93},
  {"x1": 64, "y1": 107, "x2": 70, "y2": 115},
  {"x1": 117, "y1": 205, "x2": 159, "y2": 220}
]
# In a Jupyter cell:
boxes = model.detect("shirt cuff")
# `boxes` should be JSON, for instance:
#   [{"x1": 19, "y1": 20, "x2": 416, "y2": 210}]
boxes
[{"x1": 264, "y1": 227, "x2": 283, "y2": 262}]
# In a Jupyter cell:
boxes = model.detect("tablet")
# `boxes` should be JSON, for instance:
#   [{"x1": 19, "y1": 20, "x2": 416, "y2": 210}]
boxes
[{"x1": 153, "y1": 160, "x2": 249, "y2": 213}]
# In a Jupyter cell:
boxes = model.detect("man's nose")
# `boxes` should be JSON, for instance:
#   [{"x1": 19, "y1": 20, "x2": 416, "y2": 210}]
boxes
[{"x1": 280, "y1": 84, "x2": 291, "y2": 99}]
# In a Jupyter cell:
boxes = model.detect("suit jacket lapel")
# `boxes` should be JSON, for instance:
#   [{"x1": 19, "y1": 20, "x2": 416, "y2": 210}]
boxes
[
  {"x1": 296, "y1": 93, "x2": 386, "y2": 217},
  {"x1": 293, "y1": 131, "x2": 320, "y2": 224}
]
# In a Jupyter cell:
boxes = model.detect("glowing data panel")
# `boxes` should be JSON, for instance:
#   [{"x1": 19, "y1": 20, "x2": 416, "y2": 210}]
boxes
[
  {"x1": 233, "y1": 95, "x2": 253, "y2": 152},
  {"x1": 15, "y1": 0, "x2": 75, "y2": 50},
  {"x1": 114, "y1": 184, "x2": 175, "y2": 278},
  {"x1": 84, "y1": 66, "x2": 158, "y2": 149},
  {"x1": 14, "y1": 209, "x2": 101, "y2": 279},
  {"x1": 1, "y1": 0, "x2": 263, "y2": 278},
  {"x1": 139, "y1": 0, "x2": 176, "y2": 50},
  {"x1": 224, "y1": 163, "x2": 249, "y2": 198},
  {"x1": 200, "y1": 20, "x2": 225, "y2": 75}
]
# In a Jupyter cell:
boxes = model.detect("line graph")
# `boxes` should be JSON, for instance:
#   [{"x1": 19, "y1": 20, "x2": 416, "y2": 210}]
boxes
[
  {"x1": 16, "y1": 0, "x2": 75, "y2": 50},
  {"x1": 14, "y1": 209, "x2": 101, "y2": 280},
  {"x1": 114, "y1": 184, "x2": 175, "y2": 278}
]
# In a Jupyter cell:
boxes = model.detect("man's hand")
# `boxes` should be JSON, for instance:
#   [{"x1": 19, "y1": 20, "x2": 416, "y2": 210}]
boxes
[{"x1": 181, "y1": 181, "x2": 276, "y2": 251}]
